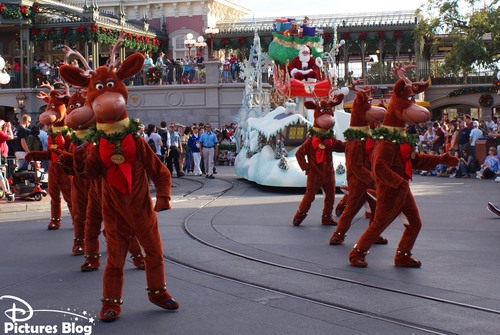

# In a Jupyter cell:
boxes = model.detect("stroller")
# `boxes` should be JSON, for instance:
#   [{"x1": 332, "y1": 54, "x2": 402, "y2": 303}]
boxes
[
  {"x1": 6, "y1": 157, "x2": 47, "y2": 201},
  {"x1": 0, "y1": 158, "x2": 15, "y2": 202}
]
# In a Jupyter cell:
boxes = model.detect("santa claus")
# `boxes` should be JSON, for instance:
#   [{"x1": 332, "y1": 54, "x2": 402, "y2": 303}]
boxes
[{"x1": 289, "y1": 45, "x2": 322, "y2": 82}]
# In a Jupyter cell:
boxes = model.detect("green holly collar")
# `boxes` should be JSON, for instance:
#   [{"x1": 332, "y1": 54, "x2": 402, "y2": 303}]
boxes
[
  {"x1": 308, "y1": 127, "x2": 335, "y2": 140},
  {"x1": 372, "y1": 126, "x2": 417, "y2": 149},
  {"x1": 48, "y1": 126, "x2": 71, "y2": 142},
  {"x1": 343, "y1": 127, "x2": 372, "y2": 141},
  {"x1": 88, "y1": 118, "x2": 140, "y2": 154}
]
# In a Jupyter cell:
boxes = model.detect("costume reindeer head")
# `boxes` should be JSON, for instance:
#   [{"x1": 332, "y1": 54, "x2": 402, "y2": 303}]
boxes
[
  {"x1": 304, "y1": 93, "x2": 344, "y2": 130},
  {"x1": 384, "y1": 63, "x2": 430, "y2": 127},
  {"x1": 348, "y1": 78, "x2": 386, "y2": 127},
  {"x1": 37, "y1": 82, "x2": 70, "y2": 127},
  {"x1": 64, "y1": 89, "x2": 94, "y2": 130},
  {"x1": 58, "y1": 33, "x2": 144, "y2": 123}
]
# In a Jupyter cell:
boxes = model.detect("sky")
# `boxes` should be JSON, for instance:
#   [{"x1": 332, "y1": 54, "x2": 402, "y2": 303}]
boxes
[{"x1": 242, "y1": 0, "x2": 427, "y2": 18}]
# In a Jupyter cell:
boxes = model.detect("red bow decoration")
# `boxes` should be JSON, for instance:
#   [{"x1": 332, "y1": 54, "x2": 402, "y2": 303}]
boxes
[
  {"x1": 399, "y1": 142, "x2": 413, "y2": 180},
  {"x1": 364, "y1": 138, "x2": 375, "y2": 163},
  {"x1": 32, "y1": 28, "x2": 40, "y2": 36},
  {"x1": 312, "y1": 136, "x2": 333, "y2": 164},
  {"x1": 62, "y1": 27, "x2": 68, "y2": 35},
  {"x1": 48, "y1": 134, "x2": 66, "y2": 162},
  {"x1": 99, "y1": 134, "x2": 136, "y2": 195},
  {"x1": 76, "y1": 26, "x2": 85, "y2": 33}
]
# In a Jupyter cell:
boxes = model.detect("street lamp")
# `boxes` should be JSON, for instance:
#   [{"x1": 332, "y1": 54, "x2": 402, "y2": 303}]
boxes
[
  {"x1": 204, "y1": 27, "x2": 219, "y2": 60},
  {"x1": 195, "y1": 36, "x2": 207, "y2": 56},
  {"x1": 184, "y1": 33, "x2": 196, "y2": 57},
  {"x1": 16, "y1": 91, "x2": 27, "y2": 118}
]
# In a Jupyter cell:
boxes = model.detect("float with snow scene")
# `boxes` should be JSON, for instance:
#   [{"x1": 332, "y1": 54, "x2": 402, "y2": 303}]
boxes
[{"x1": 234, "y1": 21, "x2": 350, "y2": 187}]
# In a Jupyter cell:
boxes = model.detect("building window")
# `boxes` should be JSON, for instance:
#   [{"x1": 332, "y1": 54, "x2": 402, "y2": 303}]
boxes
[{"x1": 173, "y1": 35, "x2": 187, "y2": 60}]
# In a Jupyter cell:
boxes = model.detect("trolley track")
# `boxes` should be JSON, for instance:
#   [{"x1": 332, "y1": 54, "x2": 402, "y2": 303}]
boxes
[{"x1": 164, "y1": 176, "x2": 500, "y2": 334}]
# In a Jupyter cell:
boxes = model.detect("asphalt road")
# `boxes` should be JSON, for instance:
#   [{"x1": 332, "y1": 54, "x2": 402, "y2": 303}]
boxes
[{"x1": 1, "y1": 166, "x2": 499, "y2": 335}]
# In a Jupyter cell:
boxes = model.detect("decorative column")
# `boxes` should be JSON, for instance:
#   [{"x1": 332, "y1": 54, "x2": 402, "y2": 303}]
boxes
[{"x1": 360, "y1": 41, "x2": 367, "y2": 80}]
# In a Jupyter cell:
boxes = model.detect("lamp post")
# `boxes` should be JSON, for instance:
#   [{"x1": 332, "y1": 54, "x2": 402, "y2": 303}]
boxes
[
  {"x1": 184, "y1": 33, "x2": 196, "y2": 57},
  {"x1": 204, "y1": 27, "x2": 219, "y2": 60},
  {"x1": 16, "y1": 91, "x2": 27, "y2": 119},
  {"x1": 195, "y1": 36, "x2": 207, "y2": 57}
]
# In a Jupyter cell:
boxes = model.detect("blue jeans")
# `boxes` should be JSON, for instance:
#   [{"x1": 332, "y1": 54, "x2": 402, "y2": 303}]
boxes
[{"x1": 183, "y1": 150, "x2": 193, "y2": 173}]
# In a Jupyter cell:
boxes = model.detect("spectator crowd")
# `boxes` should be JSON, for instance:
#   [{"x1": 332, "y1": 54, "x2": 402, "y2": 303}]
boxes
[{"x1": 411, "y1": 114, "x2": 500, "y2": 180}]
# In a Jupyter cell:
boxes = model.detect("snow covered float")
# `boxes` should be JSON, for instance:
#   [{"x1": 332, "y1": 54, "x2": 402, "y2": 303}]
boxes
[{"x1": 234, "y1": 19, "x2": 349, "y2": 187}]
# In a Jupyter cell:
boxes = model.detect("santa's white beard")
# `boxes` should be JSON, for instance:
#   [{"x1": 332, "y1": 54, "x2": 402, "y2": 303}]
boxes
[{"x1": 299, "y1": 52, "x2": 311, "y2": 69}]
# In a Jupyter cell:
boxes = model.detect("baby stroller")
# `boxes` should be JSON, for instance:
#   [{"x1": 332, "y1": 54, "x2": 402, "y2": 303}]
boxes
[
  {"x1": 7, "y1": 157, "x2": 47, "y2": 201},
  {"x1": 0, "y1": 157, "x2": 15, "y2": 202}
]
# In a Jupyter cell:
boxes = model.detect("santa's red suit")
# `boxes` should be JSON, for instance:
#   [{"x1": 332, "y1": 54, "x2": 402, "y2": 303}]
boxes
[{"x1": 289, "y1": 45, "x2": 320, "y2": 81}]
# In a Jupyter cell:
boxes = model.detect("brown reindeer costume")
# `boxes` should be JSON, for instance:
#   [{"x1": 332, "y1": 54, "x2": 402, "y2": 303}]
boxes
[
  {"x1": 293, "y1": 95, "x2": 346, "y2": 226},
  {"x1": 330, "y1": 81, "x2": 387, "y2": 245},
  {"x1": 57, "y1": 48, "x2": 146, "y2": 271},
  {"x1": 59, "y1": 36, "x2": 178, "y2": 322},
  {"x1": 25, "y1": 85, "x2": 74, "y2": 231},
  {"x1": 349, "y1": 64, "x2": 458, "y2": 267}
]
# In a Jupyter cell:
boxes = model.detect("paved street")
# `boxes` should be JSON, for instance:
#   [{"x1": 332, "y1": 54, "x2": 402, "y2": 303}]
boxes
[{"x1": 0, "y1": 166, "x2": 499, "y2": 335}]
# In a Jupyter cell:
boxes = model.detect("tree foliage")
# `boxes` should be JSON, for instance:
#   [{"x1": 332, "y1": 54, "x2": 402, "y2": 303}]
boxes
[{"x1": 415, "y1": 0, "x2": 499, "y2": 76}]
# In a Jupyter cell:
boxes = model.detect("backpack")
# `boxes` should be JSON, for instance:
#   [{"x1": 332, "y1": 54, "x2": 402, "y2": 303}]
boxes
[{"x1": 148, "y1": 138, "x2": 156, "y2": 153}]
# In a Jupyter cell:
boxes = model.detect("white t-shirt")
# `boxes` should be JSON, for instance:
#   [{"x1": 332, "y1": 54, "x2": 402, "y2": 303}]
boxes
[
  {"x1": 469, "y1": 128, "x2": 483, "y2": 146},
  {"x1": 145, "y1": 133, "x2": 162, "y2": 155}
]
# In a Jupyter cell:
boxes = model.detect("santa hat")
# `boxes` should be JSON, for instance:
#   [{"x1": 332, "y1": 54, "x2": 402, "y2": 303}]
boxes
[{"x1": 299, "y1": 45, "x2": 312, "y2": 55}]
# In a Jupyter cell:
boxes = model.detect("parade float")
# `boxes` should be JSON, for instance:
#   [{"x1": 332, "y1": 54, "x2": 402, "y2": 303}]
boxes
[{"x1": 234, "y1": 18, "x2": 350, "y2": 187}]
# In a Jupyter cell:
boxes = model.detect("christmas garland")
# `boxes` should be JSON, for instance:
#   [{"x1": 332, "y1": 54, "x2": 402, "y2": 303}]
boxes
[
  {"x1": 448, "y1": 86, "x2": 496, "y2": 97},
  {"x1": 146, "y1": 67, "x2": 162, "y2": 83},
  {"x1": 479, "y1": 94, "x2": 493, "y2": 107},
  {"x1": 343, "y1": 128, "x2": 372, "y2": 141},
  {"x1": 0, "y1": 3, "x2": 37, "y2": 20},
  {"x1": 308, "y1": 127, "x2": 335, "y2": 140},
  {"x1": 493, "y1": 73, "x2": 500, "y2": 91},
  {"x1": 30, "y1": 25, "x2": 167, "y2": 53},
  {"x1": 88, "y1": 119, "x2": 140, "y2": 153},
  {"x1": 48, "y1": 126, "x2": 71, "y2": 143},
  {"x1": 372, "y1": 127, "x2": 417, "y2": 149}
]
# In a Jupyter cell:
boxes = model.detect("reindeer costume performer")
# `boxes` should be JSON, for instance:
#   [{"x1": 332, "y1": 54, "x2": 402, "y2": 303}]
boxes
[
  {"x1": 349, "y1": 64, "x2": 458, "y2": 267},
  {"x1": 59, "y1": 35, "x2": 178, "y2": 321},
  {"x1": 330, "y1": 80, "x2": 387, "y2": 245},
  {"x1": 58, "y1": 48, "x2": 146, "y2": 272},
  {"x1": 26, "y1": 84, "x2": 74, "y2": 232},
  {"x1": 293, "y1": 95, "x2": 346, "y2": 226}
]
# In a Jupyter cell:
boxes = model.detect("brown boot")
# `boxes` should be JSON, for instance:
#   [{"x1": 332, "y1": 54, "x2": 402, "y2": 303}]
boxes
[
  {"x1": 48, "y1": 218, "x2": 61, "y2": 230},
  {"x1": 147, "y1": 285, "x2": 179, "y2": 310},
  {"x1": 329, "y1": 230, "x2": 345, "y2": 245},
  {"x1": 394, "y1": 250, "x2": 421, "y2": 267},
  {"x1": 349, "y1": 244, "x2": 369, "y2": 267},
  {"x1": 292, "y1": 210, "x2": 307, "y2": 226},
  {"x1": 72, "y1": 238, "x2": 84, "y2": 255},
  {"x1": 99, "y1": 298, "x2": 122, "y2": 322},
  {"x1": 321, "y1": 214, "x2": 337, "y2": 226},
  {"x1": 81, "y1": 254, "x2": 101, "y2": 272},
  {"x1": 130, "y1": 253, "x2": 146, "y2": 270}
]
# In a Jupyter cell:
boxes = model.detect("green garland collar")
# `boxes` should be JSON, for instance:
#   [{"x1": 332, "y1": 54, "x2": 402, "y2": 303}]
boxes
[
  {"x1": 343, "y1": 128, "x2": 372, "y2": 141},
  {"x1": 48, "y1": 126, "x2": 71, "y2": 143},
  {"x1": 70, "y1": 131, "x2": 94, "y2": 146},
  {"x1": 88, "y1": 118, "x2": 140, "y2": 153},
  {"x1": 308, "y1": 127, "x2": 335, "y2": 140},
  {"x1": 372, "y1": 126, "x2": 417, "y2": 150}
]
